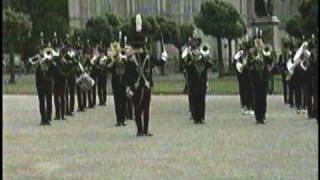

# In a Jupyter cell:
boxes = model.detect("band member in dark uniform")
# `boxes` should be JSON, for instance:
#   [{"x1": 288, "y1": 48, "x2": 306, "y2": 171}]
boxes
[
  {"x1": 124, "y1": 14, "x2": 167, "y2": 136},
  {"x1": 52, "y1": 34, "x2": 68, "y2": 120},
  {"x1": 107, "y1": 42, "x2": 128, "y2": 126},
  {"x1": 89, "y1": 45, "x2": 99, "y2": 108},
  {"x1": 83, "y1": 40, "x2": 94, "y2": 109},
  {"x1": 287, "y1": 36, "x2": 297, "y2": 108},
  {"x1": 234, "y1": 38, "x2": 254, "y2": 115},
  {"x1": 314, "y1": 39, "x2": 318, "y2": 122},
  {"x1": 183, "y1": 36, "x2": 212, "y2": 124},
  {"x1": 64, "y1": 41, "x2": 77, "y2": 116},
  {"x1": 279, "y1": 37, "x2": 289, "y2": 104},
  {"x1": 30, "y1": 33, "x2": 53, "y2": 125},
  {"x1": 97, "y1": 42, "x2": 108, "y2": 106},
  {"x1": 248, "y1": 30, "x2": 273, "y2": 124},
  {"x1": 75, "y1": 37, "x2": 86, "y2": 112}
]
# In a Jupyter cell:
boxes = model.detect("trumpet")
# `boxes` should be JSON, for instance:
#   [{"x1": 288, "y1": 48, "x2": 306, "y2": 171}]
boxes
[{"x1": 28, "y1": 53, "x2": 43, "y2": 65}]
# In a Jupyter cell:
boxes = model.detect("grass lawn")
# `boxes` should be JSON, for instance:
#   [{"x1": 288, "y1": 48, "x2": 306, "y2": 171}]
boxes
[
  {"x1": 3, "y1": 95, "x2": 318, "y2": 179},
  {"x1": 2, "y1": 74, "x2": 284, "y2": 95}
]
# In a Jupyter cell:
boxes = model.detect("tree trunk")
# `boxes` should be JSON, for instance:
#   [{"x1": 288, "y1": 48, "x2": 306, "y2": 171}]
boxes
[
  {"x1": 228, "y1": 38, "x2": 232, "y2": 71},
  {"x1": 8, "y1": 43, "x2": 16, "y2": 84},
  {"x1": 217, "y1": 37, "x2": 224, "y2": 77}
]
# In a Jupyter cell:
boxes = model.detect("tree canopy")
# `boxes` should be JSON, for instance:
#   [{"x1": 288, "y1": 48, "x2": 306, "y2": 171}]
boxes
[{"x1": 286, "y1": 0, "x2": 318, "y2": 38}]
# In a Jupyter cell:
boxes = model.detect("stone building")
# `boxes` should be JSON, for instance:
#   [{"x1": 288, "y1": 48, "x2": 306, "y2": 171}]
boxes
[
  {"x1": 68, "y1": 0, "x2": 303, "y2": 66},
  {"x1": 68, "y1": 0, "x2": 302, "y2": 31}
]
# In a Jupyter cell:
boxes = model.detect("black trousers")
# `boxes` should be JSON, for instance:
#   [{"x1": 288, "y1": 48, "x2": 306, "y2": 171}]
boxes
[
  {"x1": 288, "y1": 79, "x2": 295, "y2": 107},
  {"x1": 76, "y1": 85, "x2": 85, "y2": 111},
  {"x1": 190, "y1": 85, "x2": 206, "y2": 122},
  {"x1": 65, "y1": 75, "x2": 76, "y2": 114},
  {"x1": 236, "y1": 73, "x2": 245, "y2": 108},
  {"x1": 90, "y1": 71, "x2": 97, "y2": 106},
  {"x1": 54, "y1": 81, "x2": 66, "y2": 119},
  {"x1": 133, "y1": 86, "x2": 151, "y2": 134},
  {"x1": 126, "y1": 96, "x2": 133, "y2": 119},
  {"x1": 281, "y1": 73, "x2": 288, "y2": 103},
  {"x1": 112, "y1": 84, "x2": 126, "y2": 124},
  {"x1": 252, "y1": 81, "x2": 267, "y2": 121},
  {"x1": 37, "y1": 86, "x2": 52, "y2": 123},
  {"x1": 98, "y1": 72, "x2": 107, "y2": 105}
]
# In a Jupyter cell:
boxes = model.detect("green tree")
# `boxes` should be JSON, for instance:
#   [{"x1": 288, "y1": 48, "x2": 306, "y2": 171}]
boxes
[
  {"x1": 3, "y1": 8, "x2": 32, "y2": 84},
  {"x1": 86, "y1": 16, "x2": 114, "y2": 46},
  {"x1": 225, "y1": 20, "x2": 246, "y2": 70},
  {"x1": 171, "y1": 23, "x2": 194, "y2": 72},
  {"x1": 286, "y1": 0, "x2": 318, "y2": 38},
  {"x1": 195, "y1": 0, "x2": 243, "y2": 75}
]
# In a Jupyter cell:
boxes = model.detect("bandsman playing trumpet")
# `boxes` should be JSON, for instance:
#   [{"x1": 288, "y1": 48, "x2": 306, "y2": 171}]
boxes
[
  {"x1": 29, "y1": 33, "x2": 54, "y2": 125},
  {"x1": 182, "y1": 34, "x2": 213, "y2": 124},
  {"x1": 106, "y1": 41, "x2": 130, "y2": 126},
  {"x1": 247, "y1": 29, "x2": 273, "y2": 124}
]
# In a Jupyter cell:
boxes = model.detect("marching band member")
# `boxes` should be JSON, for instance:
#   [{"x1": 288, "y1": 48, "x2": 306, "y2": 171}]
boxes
[
  {"x1": 89, "y1": 45, "x2": 99, "y2": 108},
  {"x1": 248, "y1": 29, "x2": 273, "y2": 124},
  {"x1": 84, "y1": 39, "x2": 94, "y2": 108},
  {"x1": 107, "y1": 42, "x2": 129, "y2": 126},
  {"x1": 234, "y1": 37, "x2": 254, "y2": 115},
  {"x1": 75, "y1": 37, "x2": 85, "y2": 112},
  {"x1": 182, "y1": 34, "x2": 212, "y2": 124},
  {"x1": 124, "y1": 14, "x2": 167, "y2": 136},
  {"x1": 52, "y1": 34, "x2": 68, "y2": 120},
  {"x1": 30, "y1": 33, "x2": 54, "y2": 125},
  {"x1": 97, "y1": 42, "x2": 108, "y2": 106},
  {"x1": 64, "y1": 37, "x2": 78, "y2": 116},
  {"x1": 279, "y1": 36, "x2": 290, "y2": 104}
]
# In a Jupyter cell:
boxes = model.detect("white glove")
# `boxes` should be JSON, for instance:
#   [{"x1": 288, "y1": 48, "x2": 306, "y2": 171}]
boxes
[
  {"x1": 161, "y1": 50, "x2": 168, "y2": 62},
  {"x1": 126, "y1": 87, "x2": 133, "y2": 98}
]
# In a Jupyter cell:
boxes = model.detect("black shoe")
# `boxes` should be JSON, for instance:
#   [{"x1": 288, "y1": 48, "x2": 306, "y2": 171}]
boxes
[
  {"x1": 115, "y1": 123, "x2": 121, "y2": 127},
  {"x1": 61, "y1": 117, "x2": 66, "y2": 120},
  {"x1": 54, "y1": 116, "x2": 60, "y2": 120},
  {"x1": 136, "y1": 132, "x2": 144, "y2": 137},
  {"x1": 40, "y1": 122, "x2": 51, "y2": 126},
  {"x1": 144, "y1": 132, "x2": 153, "y2": 136},
  {"x1": 67, "y1": 112, "x2": 74, "y2": 116},
  {"x1": 121, "y1": 122, "x2": 127, "y2": 126},
  {"x1": 199, "y1": 120, "x2": 205, "y2": 124},
  {"x1": 194, "y1": 121, "x2": 199, "y2": 124}
]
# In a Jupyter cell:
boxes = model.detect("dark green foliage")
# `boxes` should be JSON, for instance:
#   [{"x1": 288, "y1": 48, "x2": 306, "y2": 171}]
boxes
[{"x1": 286, "y1": 0, "x2": 318, "y2": 38}]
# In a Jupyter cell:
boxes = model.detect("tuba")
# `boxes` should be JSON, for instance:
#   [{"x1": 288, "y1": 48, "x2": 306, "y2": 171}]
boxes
[{"x1": 286, "y1": 42, "x2": 309, "y2": 80}]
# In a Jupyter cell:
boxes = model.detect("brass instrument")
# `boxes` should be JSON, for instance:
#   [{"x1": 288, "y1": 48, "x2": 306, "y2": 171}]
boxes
[
  {"x1": 28, "y1": 53, "x2": 43, "y2": 65},
  {"x1": 286, "y1": 42, "x2": 310, "y2": 80},
  {"x1": 234, "y1": 50, "x2": 247, "y2": 73}
]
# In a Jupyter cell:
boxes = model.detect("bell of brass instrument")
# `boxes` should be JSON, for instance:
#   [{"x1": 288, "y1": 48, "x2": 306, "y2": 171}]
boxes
[{"x1": 200, "y1": 43, "x2": 210, "y2": 57}]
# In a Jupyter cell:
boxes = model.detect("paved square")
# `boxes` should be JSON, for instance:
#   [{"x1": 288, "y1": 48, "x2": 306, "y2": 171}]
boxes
[{"x1": 3, "y1": 95, "x2": 318, "y2": 179}]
